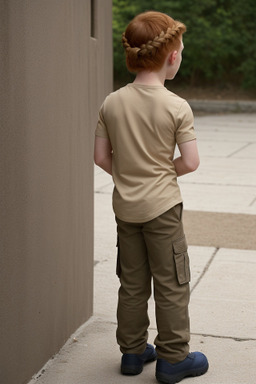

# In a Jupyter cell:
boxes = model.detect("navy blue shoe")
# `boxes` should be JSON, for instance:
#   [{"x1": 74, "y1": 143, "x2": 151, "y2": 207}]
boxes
[
  {"x1": 121, "y1": 343, "x2": 157, "y2": 375},
  {"x1": 156, "y1": 352, "x2": 209, "y2": 384}
]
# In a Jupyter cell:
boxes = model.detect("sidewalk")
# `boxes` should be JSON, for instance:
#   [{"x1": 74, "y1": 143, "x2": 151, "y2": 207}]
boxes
[{"x1": 29, "y1": 113, "x2": 256, "y2": 384}]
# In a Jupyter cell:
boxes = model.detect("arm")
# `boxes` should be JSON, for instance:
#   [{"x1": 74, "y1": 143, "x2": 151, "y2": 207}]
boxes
[
  {"x1": 94, "y1": 136, "x2": 112, "y2": 175},
  {"x1": 173, "y1": 139, "x2": 200, "y2": 177}
]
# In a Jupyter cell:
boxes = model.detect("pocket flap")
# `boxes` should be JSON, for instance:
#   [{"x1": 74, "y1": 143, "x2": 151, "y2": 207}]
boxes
[{"x1": 173, "y1": 236, "x2": 188, "y2": 254}]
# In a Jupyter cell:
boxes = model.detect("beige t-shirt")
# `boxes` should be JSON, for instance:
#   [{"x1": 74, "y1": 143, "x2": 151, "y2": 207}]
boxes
[{"x1": 95, "y1": 83, "x2": 196, "y2": 223}]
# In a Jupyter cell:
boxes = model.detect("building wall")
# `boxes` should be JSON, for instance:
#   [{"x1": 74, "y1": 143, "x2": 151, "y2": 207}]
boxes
[{"x1": 0, "y1": 1, "x2": 112, "y2": 383}]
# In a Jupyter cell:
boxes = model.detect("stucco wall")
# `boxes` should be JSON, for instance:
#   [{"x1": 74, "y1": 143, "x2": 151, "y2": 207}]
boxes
[{"x1": 0, "y1": 1, "x2": 112, "y2": 383}]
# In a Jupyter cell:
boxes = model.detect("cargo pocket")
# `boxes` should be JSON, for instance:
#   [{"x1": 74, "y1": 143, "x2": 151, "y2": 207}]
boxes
[
  {"x1": 173, "y1": 235, "x2": 190, "y2": 285},
  {"x1": 116, "y1": 235, "x2": 121, "y2": 278}
]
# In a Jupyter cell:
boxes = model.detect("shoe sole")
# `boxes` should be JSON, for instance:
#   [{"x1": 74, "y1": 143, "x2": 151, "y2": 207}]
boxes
[{"x1": 156, "y1": 361, "x2": 209, "y2": 384}]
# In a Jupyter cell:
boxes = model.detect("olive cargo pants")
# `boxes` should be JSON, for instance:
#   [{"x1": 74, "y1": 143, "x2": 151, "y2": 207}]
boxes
[{"x1": 115, "y1": 203, "x2": 190, "y2": 364}]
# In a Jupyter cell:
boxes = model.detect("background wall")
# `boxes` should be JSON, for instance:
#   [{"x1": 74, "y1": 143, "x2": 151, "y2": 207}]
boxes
[{"x1": 0, "y1": 1, "x2": 112, "y2": 383}]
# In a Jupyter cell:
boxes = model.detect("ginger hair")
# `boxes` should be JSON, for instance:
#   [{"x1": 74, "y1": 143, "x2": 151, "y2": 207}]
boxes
[{"x1": 122, "y1": 11, "x2": 186, "y2": 73}]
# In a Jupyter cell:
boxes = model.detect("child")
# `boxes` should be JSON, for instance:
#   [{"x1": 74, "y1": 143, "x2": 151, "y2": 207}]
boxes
[{"x1": 94, "y1": 11, "x2": 208, "y2": 384}]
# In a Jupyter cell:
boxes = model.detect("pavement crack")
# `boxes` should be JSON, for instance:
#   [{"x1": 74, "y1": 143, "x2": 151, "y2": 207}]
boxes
[
  {"x1": 191, "y1": 332, "x2": 256, "y2": 342},
  {"x1": 249, "y1": 196, "x2": 256, "y2": 207},
  {"x1": 146, "y1": 326, "x2": 256, "y2": 342},
  {"x1": 95, "y1": 190, "x2": 112, "y2": 195},
  {"x1": 227, "y1": 142, "x2": 253, "y2": 158},
  {"x1": 191, "y1": 247, "x2": 219, "y2": 294},
  {"x1": 94, "y1": 182, "x2": 113, "y2": 194}
]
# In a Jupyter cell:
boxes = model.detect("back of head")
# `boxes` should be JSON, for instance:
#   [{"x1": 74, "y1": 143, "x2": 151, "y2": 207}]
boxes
[{"x1": 122, "y1": 11, "x2": 186, "y2": 73}]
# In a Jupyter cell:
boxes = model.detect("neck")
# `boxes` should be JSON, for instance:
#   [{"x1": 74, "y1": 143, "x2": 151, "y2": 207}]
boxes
[{"x1": 133, "y1": 69, "x2": 166, "y2": 86}]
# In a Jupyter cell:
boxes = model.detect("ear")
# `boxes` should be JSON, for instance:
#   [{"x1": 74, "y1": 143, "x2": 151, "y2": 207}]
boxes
[{"x1": 168, "y1": 50, "x2": 178, "y2": 65}]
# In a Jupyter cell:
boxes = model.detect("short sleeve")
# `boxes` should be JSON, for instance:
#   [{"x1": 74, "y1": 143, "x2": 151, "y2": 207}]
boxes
[
  {"x1": 95, "y1": 103, "x2": 110, "y2": 139},
  {"x1": 175, "y1": 101, "x2": 196, "y2": 144}
]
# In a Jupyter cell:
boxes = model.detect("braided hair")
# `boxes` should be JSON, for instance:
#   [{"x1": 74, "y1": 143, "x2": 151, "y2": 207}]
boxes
[{"x1": 122, "y1": 11, "x2": 186, "y2": 72}]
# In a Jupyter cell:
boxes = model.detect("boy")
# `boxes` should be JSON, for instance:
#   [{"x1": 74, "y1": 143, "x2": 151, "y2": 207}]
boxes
[{"x1": 94, "y1": 11, "x2": 208, "y2": 384}]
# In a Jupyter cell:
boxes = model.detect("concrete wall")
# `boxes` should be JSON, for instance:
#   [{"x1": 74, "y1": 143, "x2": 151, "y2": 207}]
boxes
[{"x1": 0, "y1": 1, "x2": 112, "y2": 383}]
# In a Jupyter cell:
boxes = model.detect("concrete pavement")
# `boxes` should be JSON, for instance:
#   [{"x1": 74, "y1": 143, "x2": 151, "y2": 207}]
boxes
[{"x1": 29, "y1": 113, "x2": 256, "y2": 384}]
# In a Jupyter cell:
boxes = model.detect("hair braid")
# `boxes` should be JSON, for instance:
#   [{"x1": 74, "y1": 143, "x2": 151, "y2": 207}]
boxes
[
  {"x1": 122, "y1": 33, "x2": 141, "y2": 59},
  {"x1": 122, "y1": 23, "x2": 183, "y2": 58}
]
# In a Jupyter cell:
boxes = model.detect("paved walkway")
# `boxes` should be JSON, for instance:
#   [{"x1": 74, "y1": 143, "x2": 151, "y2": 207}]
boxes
[{"x1": 29, "y1": 113, "x2": 256, "y2": 384}]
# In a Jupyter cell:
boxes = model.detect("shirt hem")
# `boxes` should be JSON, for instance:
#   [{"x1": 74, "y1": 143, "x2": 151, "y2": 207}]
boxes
[{"x1": 114, "y1": 198, "x2": 183, "y2": 224}]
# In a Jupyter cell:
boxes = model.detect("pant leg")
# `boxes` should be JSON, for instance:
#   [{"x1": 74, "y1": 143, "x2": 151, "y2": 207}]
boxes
[
  {"x1": 143, "y1": 204, "x2": 190, "y2": 364},
  {"x1": 116, "y1": 217, "x2": 151, "y2": 355}
]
